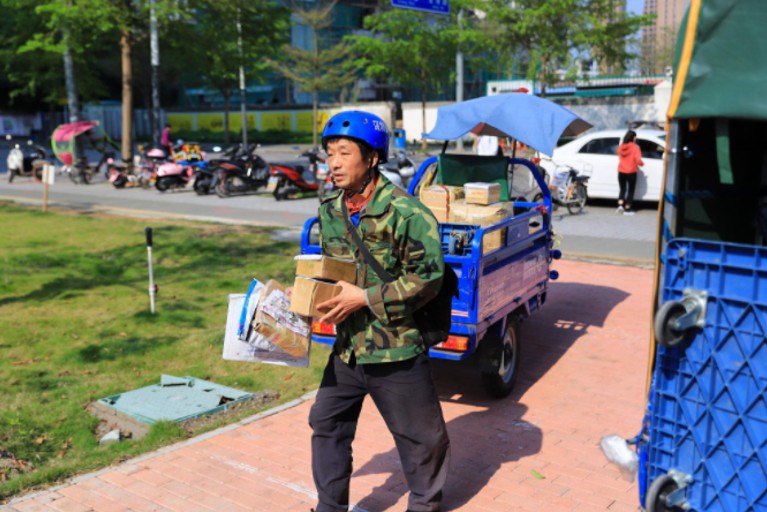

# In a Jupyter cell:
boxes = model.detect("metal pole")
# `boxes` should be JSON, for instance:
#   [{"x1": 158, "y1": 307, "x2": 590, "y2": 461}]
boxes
[
  {"x1": 145, "y1": 227, "x2": 156, "y2": 314},
  {"x1": 150, "y1": 0, "x2": 161, "y2": 147},
  {"x1": 237, "y1": 8, "x2": 248, "y2": 147},
  {"x1": 455, "y1": 9, "x2": 464, "y2": 152}
]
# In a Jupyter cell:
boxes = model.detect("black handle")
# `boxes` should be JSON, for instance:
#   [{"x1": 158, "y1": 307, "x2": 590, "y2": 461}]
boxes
[{"x1": 145, "y1": 227, "x2": 153, "y2": 247}]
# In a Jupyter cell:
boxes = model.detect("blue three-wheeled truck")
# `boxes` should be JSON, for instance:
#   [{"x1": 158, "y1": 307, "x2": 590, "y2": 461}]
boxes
[{"x1": 301, "y1": 94, "x2": 592, "y2": 398}]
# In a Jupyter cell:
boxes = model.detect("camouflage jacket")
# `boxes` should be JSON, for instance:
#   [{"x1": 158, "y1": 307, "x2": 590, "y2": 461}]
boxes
[{"x1": 318, "y1": 173, "x2": 444, "y2": 364}]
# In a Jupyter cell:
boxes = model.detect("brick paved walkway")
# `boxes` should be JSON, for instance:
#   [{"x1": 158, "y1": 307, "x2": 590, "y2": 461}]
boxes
[{"x1": 5, "y1": 259, "x2": 651, "y2": 512}]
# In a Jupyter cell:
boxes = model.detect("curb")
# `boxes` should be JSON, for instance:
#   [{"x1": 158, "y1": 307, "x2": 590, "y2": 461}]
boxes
[{"x1": 5, "y1": 390, "x2": 318, "y2": 507}]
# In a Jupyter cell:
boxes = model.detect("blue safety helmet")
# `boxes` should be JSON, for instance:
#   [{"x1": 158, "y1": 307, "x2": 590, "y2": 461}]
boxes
[{"x1": 321, "y1": 111, "x2": 390, "y2": 164}]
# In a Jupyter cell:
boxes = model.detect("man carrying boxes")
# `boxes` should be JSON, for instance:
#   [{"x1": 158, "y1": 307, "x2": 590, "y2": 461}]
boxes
[{"x1": 302, "y1": 110, "x2": 451, "y2": 512}]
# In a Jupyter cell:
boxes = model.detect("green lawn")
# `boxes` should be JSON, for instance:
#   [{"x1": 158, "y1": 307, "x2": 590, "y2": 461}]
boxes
[{"x1": 0, "y1": 203, "x2": 327, "y2": 501}]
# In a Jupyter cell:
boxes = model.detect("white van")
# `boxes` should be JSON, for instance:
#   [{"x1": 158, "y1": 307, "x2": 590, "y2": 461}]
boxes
[{"x1": 538, "y1": 129, "x2": 666, "y2": 202}]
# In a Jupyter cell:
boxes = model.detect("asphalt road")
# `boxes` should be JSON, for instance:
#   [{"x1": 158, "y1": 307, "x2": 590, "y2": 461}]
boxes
[{"x1": 0, "y1": 145, "x2": 658, "y2": 265}]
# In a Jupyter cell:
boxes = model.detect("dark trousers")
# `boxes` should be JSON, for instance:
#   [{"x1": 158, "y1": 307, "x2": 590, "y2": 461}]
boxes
[
  {"x1": 618, "y1": 172, "x2": 637, "y2": 207},
  {"x1": 309, "y1": 352, "x2": 450, "y2": 512}
]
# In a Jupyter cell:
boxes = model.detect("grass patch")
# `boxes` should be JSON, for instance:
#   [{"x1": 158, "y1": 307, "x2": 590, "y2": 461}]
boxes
[{"x1": 0, "y1": 203, "x2": 328, "y2": 501}]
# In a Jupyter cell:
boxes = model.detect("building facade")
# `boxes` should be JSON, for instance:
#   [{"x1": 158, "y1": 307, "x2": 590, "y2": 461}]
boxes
[{"x1": 641, "y1": 0, "x2": 690, "y2": 74}]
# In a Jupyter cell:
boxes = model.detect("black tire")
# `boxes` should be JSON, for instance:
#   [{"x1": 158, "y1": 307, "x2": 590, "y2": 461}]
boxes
[
  {"x1": 481, "y1": 317, "x2": 521, "y2": 398},
  {"x1": 566, "y1": 183, "x2": 587, "y2": 215},
  {"x1": 80, "y1": 168, "x2": 92, "y2": 185},
  {"x1": 654, "y1": 301, "x2": 688, "y2": 347},
  {"x1": 193, "y1": 179, "x2": 209, "y2": 196},
  {"x1": 273, "y1": 182, "x2": 284, "y2": 201},
  {"x1": 155, "y1": 176, "x2": 172, "y2": 192},
  {"x1": 216, "y1": 175, "x2": 233, "y2": 198},
  {"x1": 645, "y1": 474, "x2": 680, "y2": 512},
  {"x1": 112, "y1": 174, "x2": 127, "y2": 188},
  {"x1": 532, "y1": 192, "x2": 544, "y2": 203}
]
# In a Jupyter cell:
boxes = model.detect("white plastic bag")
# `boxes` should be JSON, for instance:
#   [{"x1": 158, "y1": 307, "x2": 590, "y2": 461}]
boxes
[{"x1": 600, "y1": 435, "x2": 638, "y2": 482}]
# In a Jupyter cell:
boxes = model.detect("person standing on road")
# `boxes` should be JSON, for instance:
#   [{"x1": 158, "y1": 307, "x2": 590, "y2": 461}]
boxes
[
  {"x1": 160, "y1": 123, "x2": 172, "y2": 157},
  {"x1": 616, "y1": 129, "x2": 644, "y2": 215},
  {"x1": 473, "y1": 134, "x2": 501, "y2": 156},
  {"x1": 309, "y1": 110, "x2": 451, "y2": 512}
]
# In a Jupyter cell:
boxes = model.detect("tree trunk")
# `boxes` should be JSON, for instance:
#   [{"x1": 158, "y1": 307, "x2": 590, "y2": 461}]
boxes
[
  {"x1": 223, "y1": 89, "x2": 231, "y2": 146},
  {"x1": 121, "y1": 29, "x2": 133, "y2": 163},
  {"x1": 539, "y1": 54, "x2": 548, "y2": 98}
]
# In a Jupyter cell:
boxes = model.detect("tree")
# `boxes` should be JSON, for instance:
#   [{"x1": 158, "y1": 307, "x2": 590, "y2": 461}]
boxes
[
  {"x1": 268, "y1": 1, "x2": 355, "y2": 147},
  {"x1": 1, "y1": 0, "x2": 112, "y2": 117},
  {"x1": 487, "y1": 0, "x2": 652, "y2": 95},
  {"x1": 348, "y1": 5, "x2": 456, "y2": 147},
  {"x1": 178, "y1": 0, "x2": 289, "y2": 146}
]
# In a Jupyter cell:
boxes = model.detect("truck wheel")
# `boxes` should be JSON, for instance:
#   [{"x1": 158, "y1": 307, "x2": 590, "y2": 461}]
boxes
[{"x1": 481, "y1": 317, "x2": 521, "y2": 398}]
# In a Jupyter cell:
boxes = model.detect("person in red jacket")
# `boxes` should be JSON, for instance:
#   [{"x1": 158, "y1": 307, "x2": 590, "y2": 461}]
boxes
[{"x1": 616, "y1": 130, "x2": 644, "y2": 215}]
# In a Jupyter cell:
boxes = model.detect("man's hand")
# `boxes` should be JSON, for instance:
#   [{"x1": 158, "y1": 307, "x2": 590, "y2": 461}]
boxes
[{"x1": 317, "y1": 281, "x2": 366, "y2": 325}]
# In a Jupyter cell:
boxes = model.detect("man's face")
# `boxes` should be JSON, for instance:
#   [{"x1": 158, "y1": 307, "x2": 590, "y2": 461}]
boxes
[{"x1": 326, "y1": 138, "x2": 378, "y2": 191}]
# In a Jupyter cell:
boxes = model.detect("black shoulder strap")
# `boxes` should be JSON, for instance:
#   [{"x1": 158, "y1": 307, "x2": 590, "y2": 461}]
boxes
[{"x1": 341, "y1": 199, "x2": 394, "y2": 284}]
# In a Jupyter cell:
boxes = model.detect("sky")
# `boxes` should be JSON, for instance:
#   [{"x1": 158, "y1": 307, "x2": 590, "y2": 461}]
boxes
[{"x1": 627, "y1": 0, "x2": 644, "y2": 14}]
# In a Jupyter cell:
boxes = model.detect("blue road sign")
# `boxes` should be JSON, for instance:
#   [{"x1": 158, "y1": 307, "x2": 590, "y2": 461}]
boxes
[{"x1": 391, "y1": 0, "x2": 449, "y2": 15}]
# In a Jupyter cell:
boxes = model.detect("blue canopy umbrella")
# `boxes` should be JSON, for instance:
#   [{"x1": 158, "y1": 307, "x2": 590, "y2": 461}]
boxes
[{"x1": 422, "y1": 93, "x2": 593, "y2": 156}]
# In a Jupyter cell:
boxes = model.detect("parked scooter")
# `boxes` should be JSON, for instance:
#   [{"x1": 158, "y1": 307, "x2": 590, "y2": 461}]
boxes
[
  {"x1": 382, "y1": 150, "x2": 416, "y2": 191},
  {"x1": 155, "y1": 142, "x2": 204, "y2": 192},
  {"x1": 270, "y1": 150, "x2": 321, "y2": 200},
  {"x1": 215, "y1": 144, "x2": 271, "y2": 198},
  {"x1": 6, "y1": 137, "x2": 48, "y2": 182},
  {"x1": 108, "y1": 146, "x2": 165, "y2": 189}
]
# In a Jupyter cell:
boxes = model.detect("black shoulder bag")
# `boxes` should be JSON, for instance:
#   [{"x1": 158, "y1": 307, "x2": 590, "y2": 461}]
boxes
[{"x1": 341, "y1": 200, "x2": 458, "y2": 346}]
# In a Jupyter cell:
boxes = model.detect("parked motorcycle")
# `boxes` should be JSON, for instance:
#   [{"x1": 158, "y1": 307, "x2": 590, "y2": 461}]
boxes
[
  {"x1": 6, "y1": 138, "x2": 48, "y2": 182},
  {"x1": 215, "y1": 144, "x2": 271, "y2": 198},
  {"x1": 193, "y1": 145, "x2": 241, "y2": 196},
  {"x1": 270, "y1": 151, "x2": 321, "y2": 200}
]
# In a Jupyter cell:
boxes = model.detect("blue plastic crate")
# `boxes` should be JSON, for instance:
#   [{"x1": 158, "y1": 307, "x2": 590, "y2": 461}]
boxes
[{"x1": 646, "y1": 239, "x2": 767, "y2": 511}]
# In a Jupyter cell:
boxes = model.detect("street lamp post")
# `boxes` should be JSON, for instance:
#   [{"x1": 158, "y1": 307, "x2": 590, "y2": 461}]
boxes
[
  {"x1": 455, "y1": 8, "x2": 464, "y2": 152},
  {"x1": 150, "y1": 0, "x2": 161, "y2": 147},
  {"x1": 237, "y1": 8, "x2": 248, "y2": 147}
]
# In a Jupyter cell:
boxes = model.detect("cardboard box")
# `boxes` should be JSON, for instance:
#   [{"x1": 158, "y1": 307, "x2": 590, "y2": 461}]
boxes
[
  {"x1": 449, "y1": 200, "x2": 514, "y2": 253},
  {"x1": 252, "y1": 280, "x2": 311, "y2": 362},
  {"x1": 290, "y1": 276, "x2": 341, "y2": 317},
  {"x1": 294, "y1": 255, "x2": 357, "y2": 283},
  {"x1": 464, "y1": 182, "x2": 501, "y2": 205},
  {"x1": 420, "y1": 185, "x2": 464, "y2": 223}
]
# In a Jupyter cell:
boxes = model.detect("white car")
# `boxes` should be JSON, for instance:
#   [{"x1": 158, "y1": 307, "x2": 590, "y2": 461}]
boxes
[{"x1": 538, "y1": 129, "x2": 666, "y2": 202}]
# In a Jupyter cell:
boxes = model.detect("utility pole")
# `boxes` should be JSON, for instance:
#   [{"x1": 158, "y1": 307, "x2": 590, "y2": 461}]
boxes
[
  {"x1": 150, "y1": 0, "x2": 161, "y2": 147},
  {"x1": 62, "y1": 28, "x2": 80, "y2": 123},
  {"x1": 455, "y1": 9, "x2": 464, "y2": 152},
  {"x1": 237, "y1": 7, "x2": 248, "y2": 147}
]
